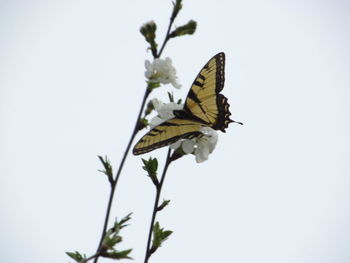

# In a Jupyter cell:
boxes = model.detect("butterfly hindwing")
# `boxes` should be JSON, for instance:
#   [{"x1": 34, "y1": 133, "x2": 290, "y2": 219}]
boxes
[
  {"x1": 133, "y1": 118, "x2": 204, "y2": 155},
  {"x1": 184, "y1": 52, "x2": 232, "y2": 132}
]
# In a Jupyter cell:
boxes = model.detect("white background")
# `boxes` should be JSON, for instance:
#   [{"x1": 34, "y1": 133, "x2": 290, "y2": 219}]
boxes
[{"x1": 1, "y1": 0, "x2": 349, "y2": 262}]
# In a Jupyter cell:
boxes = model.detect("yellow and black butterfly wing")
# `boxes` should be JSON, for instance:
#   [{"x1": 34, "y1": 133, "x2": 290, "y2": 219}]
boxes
[
  {"x1": 184, "y1": 52, "x2": 233, "y2": 132},
  {"x1": 133, "y1": 52, "x2": 236, "y2": 155},
  {"x1": 133, "y1": 118, "x2": 204, "y2": 155}
]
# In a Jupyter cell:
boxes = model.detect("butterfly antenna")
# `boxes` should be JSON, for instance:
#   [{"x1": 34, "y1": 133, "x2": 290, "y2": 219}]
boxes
[{"x1": 232, "y1": 119, "x2": 243, "y2": 125}]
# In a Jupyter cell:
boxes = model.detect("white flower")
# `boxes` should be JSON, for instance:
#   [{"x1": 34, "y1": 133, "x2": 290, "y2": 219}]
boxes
[
  {"x1": 171, "y1": 127, "x2": 218, "y2": 163},
  {"x1": 149, "y1": 99, "x2": 184, "y2": 128},
  {"x1": 145, "y1": 57, "x2": 181, "y2": 89}
]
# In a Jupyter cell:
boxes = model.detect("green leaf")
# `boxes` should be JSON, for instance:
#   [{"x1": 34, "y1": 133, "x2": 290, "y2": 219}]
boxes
[
  {"x1": 140, "y1": 21, "x2": 158, "y2": 56},
  {"x1": 167, "y1": 92, "x2": 174, "y2": 102},
  {"x1": 152, "y1": 222, "x2": 162, "y2": 248},
  {"x1": 142, "y1": 157, "x2": 159, "y2": 187},
  {"x1": 102, "y1": 213, "x2": 133, "y2": 253},
  {"x1": 162, "y1": 230, "x2": 173, "y2": 239},
  {"x1": 98, "y1": 156, "x2": 113, "y2": 184},
  {"x1": 140, "y1": 21, "x2": 157, "y2": 42},
  {"x1": 104, "y1": 249, "x2": 133, "y2": 260},
  {"x1": 149, "y1": 158, "x2": 158, "y2": 173},
  {"x1": 169, "y1": 20, "x2": 197, "y2": 38},
  {"x1": 103, "y1": 234, "x2": 122, "y2": 249},
  {"x1": 117, "y1": 213, "x2": 132, "y2": 230},
  {"x1": 171, "y1": 0, "x2": 183, "y2": 20},
  {"x1": 142, "y1": 157, "x2": 158, "y2": 175},
  {"x1": 144, "y1": 100, "x2": 155, "y2": 116},
  {"x1": 151, "y1": 222, "x2": 173, "y2": 254},
  {"x1": 66, "y1": 251, "x2": 85, "y2": 262},
  {"x1": 157, "y1": 200, "x2": 170, "y2": 211}
]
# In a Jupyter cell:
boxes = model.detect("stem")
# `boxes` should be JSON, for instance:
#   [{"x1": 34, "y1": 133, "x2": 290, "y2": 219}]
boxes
[
  {"x1": 93, "y1": 87, "x2": 151, "y2": 263},
  {"x1": 156, "y1": 11, "x2": 177, "y2": 58},
  {"x1": 80, "y1": 253, "x2": 100, "y2": 263},
  {"x1": 144, "y1": 148, "x2": 172, "y2": 263}
]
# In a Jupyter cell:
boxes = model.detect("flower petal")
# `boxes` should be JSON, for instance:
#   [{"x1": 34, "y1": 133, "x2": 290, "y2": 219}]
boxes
[
  {"x1": 195, "y1": 144, "x2": 210, "y2": 163},
  {"x1": 149, "y1": 116, "x2": 163, "y2": 129},
  {"x1": 182, "y1": 139, "x2": 196, "y2": 154},
  {"x1": 170, "y1": 140, "x2": 182, "y2": 150}
]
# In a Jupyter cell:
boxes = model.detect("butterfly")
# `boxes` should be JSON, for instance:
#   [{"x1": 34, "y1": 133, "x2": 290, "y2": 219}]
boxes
[{"x1": 133, "y1": 52, "x2": 241, "y2": 155}]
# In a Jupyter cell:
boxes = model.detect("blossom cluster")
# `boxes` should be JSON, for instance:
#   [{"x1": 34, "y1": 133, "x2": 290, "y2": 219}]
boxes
[{"x1": 144, "y1": 57, "x2": 181, "y2": 89}]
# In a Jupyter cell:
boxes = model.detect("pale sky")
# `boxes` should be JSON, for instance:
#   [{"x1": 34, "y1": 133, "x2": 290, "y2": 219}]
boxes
[{"x1": 1, "y1": 1, "x2": 350, "y2": 263}]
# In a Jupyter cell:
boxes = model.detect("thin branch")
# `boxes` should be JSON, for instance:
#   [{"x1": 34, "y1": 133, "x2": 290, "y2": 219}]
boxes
[
  {"x1": 156, "y1": 11, "x2": 177, "y2": 58},
  {"x1": 93, "y1": 87, "x2": 151, "y2": 263},
  {"x1": 80, "y1": 253, "x2": 100, "y2": 263},
  {"x1": 144, "y1": 148, "x2": 172, "y2": 263}
]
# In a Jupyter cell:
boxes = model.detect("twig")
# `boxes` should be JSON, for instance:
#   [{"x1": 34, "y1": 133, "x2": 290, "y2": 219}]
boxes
[
  {"x1": 156, "y1": 6, "x2": 178, "y2": 58},
  {"x1": 80, "y1": 253, "x2": 100, "y2": 263},
  {"x1": 144, "y1": 148, "x2": 172, "y2": 263},
  {"x1": 93, "y1": 87, "x2": 151, "y2": 263}
]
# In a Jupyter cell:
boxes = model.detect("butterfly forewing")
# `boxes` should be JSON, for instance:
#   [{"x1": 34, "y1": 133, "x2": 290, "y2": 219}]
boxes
[
  {"x1": 133, "y1": 118, "x2": 204, "y2": 155},
  {"x1": 184, "y1": 53, "x2": 231, "y2": 131}
]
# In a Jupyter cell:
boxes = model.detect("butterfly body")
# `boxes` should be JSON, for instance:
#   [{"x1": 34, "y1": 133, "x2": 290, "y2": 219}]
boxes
[
  {"x1": 172, "y1": 108, "x2": 208, "y2": 124},
  {"x1": 133, "y1": 52, "x2": 239, "y2": 156}
]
